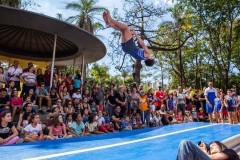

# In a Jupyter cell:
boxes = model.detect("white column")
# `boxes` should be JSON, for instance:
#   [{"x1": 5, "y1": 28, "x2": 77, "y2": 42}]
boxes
[
  {"x1": 81, "y1": 52, "x2": 84, "y2": 95},
  {"x1": 50, "y1": 34, "x2": 57, "y2": 89}
]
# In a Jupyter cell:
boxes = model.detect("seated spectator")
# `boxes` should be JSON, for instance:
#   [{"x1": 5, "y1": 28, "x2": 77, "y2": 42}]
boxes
[
  {"x1": 47, "y1": 114, "x2": 72, "y2": 139},
  {"x1": 133, "y1": 113, "x2": 145, "y2": 129},
  {"x1": 22, "y1": 96, "x2": 36, "y2": 113},
  {"x1": 176, "y1": 110, "x2": 183, "y2": 124},
  {"x1": 24, "y1": 114, "x2": 46, "y2": 142},
  {"x1": 74, "y1": 101, "x2": 83, "y2": 114},
  {"x1": 60, "y1": 86, "x2": 71, "y2": 106},
  {"x1": 64, "y1": 101, "x2": 75, "y2": 115},
  {"x1": 85, "y1": 115, "x2": 104, "y2": 134},
  {"x1": 72, "y1": 89, "x2": 82, "y2": 103},
  {"x1": 0, "y1": 88, "x2": 10, "y2": 113},
  {"x1": 149, "y1": 111, "x2": 162, "y2": 127},
  {"x1": 82, "y1": 89, "x2": 91, "y2": 102},
  {"x1": 122, "y1": 115, "x2": 132, "y2": 131},
  {"x1": 82, "y1": 109, "x2": 89, "y2": 124},
  {"x1": 160, "y1": 105, "x2": 173, "y2": 125},
  {"x1": 45, "y1": 106, "x2": 63, "y2": 127},
  {"x1": 58, "y1": 81, "x2": 66, "y2": 93},
  {"x1": 35, "y1": 83, "x2": 51, "y2": 113},
  {"x1": 71, "y1": 113, "x2": 90, "y2": 136},
  {"x1": 90, "y1": 87, "x2": 98, "y2": 104},
  {"x1": 72, "y1": 74, "x2": 81, "y2": 92},
  {"x1": 21, "y1": 112, "x2": 32, "y2": 128},
  {"x1": 25, "y1": 88, "x2": 37, "y2": 111},
  {"x1": 0, "y1": 111, "x2": 19, "y2": 145},
  {"x1": 11, "y1": 90, "x2": 23, "y2": 119},
  {"x1": 191, "y1": 105, "x2": 198, "y2": 122},
  {"x1": 65, "y1": 114, "x2": 77, "y2": 137},
  {"x1": 176, "y1": 140, "x2": 239, "y2": 160},
  {"x1": 49, "y1": 87, "x2": 60, "y2": 106},
  {"x1": 17, "y1": 103, "x2": 35, "y2": 130},
  {"x1": 90, "y1": 100, "x2": 97, "y2": 114},
  {"x1": 184, "y1": 111, "x2": 193, "y2": 123},
  {"x1": 97, "y1": 100, "x2": 104, "y2": 112},
  {"x1": 97, "y1": 111, "x2": 113, "y2": 133},
  {"x1": 111, "y1": 106, "x2": 124, "y2": 130},
  {"x1": 198, "y1": 107, "x2": 209, "y2": 122},
  {"x1": 0, "y1": 67, "x2": 6, "y2": 89},
  {"x1": 6, "y1": 80, "x2": 16, "y2": 98}
]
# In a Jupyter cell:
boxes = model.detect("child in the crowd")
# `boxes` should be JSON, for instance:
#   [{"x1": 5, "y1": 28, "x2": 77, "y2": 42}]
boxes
[
  {"x1": 97, "y1": 100, "x2": 104, "y2": 112},
  {"x1": 85, "y1": 115, "x2": 105, "y2": 134},
  {"x1": 90, "y1": 100, "x2": 97, "y2": 114},
  {"x1": 6, "y1": 80, "x2": 16, "y2": 98},
  {"x1": 97, "y1": 111, "x2": 112, "y2": 133},
  {"x1": 224, "y1": 89, "x2": 239, "y2": 124},
  {"x1": 17, "y1": 103, "x2": 35, "y2": 130},
  {"x1": 11, "y1": 90, "x2": 23, "y2": 120},
  {"x1": 47, "y1": 114, "x2": 73, "y2": 139},
  {"x1": 175, "y1": 110, "x2": 183, "y2": 124},
  {"x1": 71, "y1": 113, "x2": 90, "y2": 136},
  {"x1": 149, "y1": 111, "x2": 162, "y2": 127},
  {"x1": 0, "y1": 111, "x2": 19, "y2": 145},
  {"x1": 65, "y1": 114, "x2": 77, "y2": 137},
  {"x1": 102, "y1": 111, "x2": 114, "y2": 132},
  {"x1": 191, "y1": 105, "x2": 198, "y2": 122},
  {"x1": 122, "y1": 115, "x2": 132, "y2": 131},
  {"x1": 22, "y1": 112, "x2": 32, "y2": 128},
  {"x1": 214, "y1": 91, "x2": 223, "y2": 123},
  {"x1": 184, "y1": 111, "x2": 193, "y2": 123},
  {"x1": 138, "y1": 90, "x2": 150, "y2": 127},
  {"x1": 75, "y1": 103, "x2": 83, "y2": 114},
  {"x1": 24, "y1": 114, "x2": 46, "y2": 142},
  {"x1": 197, "y1": 108, "x2": 208, "y2": 122},
  {"x1": 22, "y1": 96, "x2": 36, "y2": 113},
  {"x1": 82, "y1": 109, "x2": 89, "y2": 124},
  {"x1": 167, "y1": 93, "x2": 174, "y2": 114},
  {"x1": 64, "y1": 101, "x2": 74, "y2": 115},
  {"x1": 133, "y1": 113, "x2": 145, "y2": 129}
]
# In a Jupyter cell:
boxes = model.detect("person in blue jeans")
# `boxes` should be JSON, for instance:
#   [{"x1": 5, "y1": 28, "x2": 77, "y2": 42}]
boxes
[
  {"x1": 103, "y1": 11, "x2": 154, "y2": 66},
  {"x1": 176, "y1": 140, "x2": 239, "y2": 160}
]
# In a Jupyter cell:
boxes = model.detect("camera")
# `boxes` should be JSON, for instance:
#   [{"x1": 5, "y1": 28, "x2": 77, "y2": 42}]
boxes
[{"x1": 198, "y1": 141, "x2": 210, "y2": 152}]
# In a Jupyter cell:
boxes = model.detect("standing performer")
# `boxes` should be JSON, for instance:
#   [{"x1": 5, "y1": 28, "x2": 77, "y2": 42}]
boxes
[{"x1": 103, "y1": 11, "x2": 154, "y2": 66}]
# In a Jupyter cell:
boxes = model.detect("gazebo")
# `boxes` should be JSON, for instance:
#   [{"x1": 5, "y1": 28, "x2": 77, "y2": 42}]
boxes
[{"x1": 0, "y1": 5, "x2": 106, "y2": 87}]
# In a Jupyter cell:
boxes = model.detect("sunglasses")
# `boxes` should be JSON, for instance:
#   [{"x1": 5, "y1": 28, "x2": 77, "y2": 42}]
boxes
[{"x1": 57, "y1": 101, "x2": 62, "y2": 103}]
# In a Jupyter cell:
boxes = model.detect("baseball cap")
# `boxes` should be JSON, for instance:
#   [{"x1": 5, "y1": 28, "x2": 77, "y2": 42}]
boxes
[{"x1": 140, "y1": 90, "x2": 145, "y2": 94}]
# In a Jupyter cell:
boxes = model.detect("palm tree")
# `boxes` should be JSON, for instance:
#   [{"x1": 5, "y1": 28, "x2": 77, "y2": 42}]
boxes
[
  {"x1": 0, "y1": 0, "x2": 21, "y2": 8},
  {"x1": 65, "y1": 0, "x2": 107, "y2": 34}
]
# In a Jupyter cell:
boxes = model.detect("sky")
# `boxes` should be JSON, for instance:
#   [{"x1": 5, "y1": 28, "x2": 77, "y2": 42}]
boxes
[{"x1": 27, "y1": 0, "x2": 173, "y2": 83}]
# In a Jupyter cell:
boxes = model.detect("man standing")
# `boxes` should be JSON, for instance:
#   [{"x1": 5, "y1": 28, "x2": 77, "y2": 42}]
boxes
[
  {"x1": 204, "y1": 82, "x2": 216, "y2": 123},
  {"x1": 154, "y1": 86, "x2": 165, "y2": 111},
  {"x1": 7, "y1": 60, "x2": 22, "y2": 91},
  {"x1": 44, "y1": 66, "x2": 51, "y2": 92},
  {"x1": 177, "y1": 86, "x2": 186, "y2": 121},
  {"x1": 115, "y1": 86, "x2": 127, "y2": 116},
  {"x1": 22, "y1": 62, "x2": 35, "y2": 73},
  {"x1": 97, "y1": 83, "x2": 105, "y2": 104}
]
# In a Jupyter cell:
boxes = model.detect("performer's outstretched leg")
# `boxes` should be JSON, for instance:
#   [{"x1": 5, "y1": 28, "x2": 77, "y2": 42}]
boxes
[{"x1": 104, "y1": 11, "x2": 132, "y2": 43}]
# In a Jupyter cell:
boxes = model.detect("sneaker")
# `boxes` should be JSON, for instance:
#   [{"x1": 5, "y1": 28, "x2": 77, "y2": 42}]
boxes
[
  {"x1": 47, "y1": 108, "x2": 51, "y2": 112},
  {"x1": 39, "y1": 109, "x2": 44, "y2": 114}
]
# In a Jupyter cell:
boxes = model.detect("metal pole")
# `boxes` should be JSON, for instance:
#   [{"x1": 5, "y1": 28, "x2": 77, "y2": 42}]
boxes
[
  {"x1": 50, "y1": 34, "x2": 57, "y2": 89},
  {"x1": 73, "y1": 58, "x2": 76, "y2": 75},
  {"x1": 81, "y1": 52, "x2": 84, "y2": 95}
]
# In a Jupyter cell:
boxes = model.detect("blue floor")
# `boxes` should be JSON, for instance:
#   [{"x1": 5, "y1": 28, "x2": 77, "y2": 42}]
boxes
[{"x1": 1, "y1": 123, "x2": 240, "y2": 160}]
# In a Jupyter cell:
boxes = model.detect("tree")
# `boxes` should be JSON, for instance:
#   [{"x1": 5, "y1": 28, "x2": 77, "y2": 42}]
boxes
[
  {"x1": 88, "y1": 63, "x2": 110, "y2": 82},
  {"x1": 0, "y1": 0, "x2": 40, "y2": 10}
]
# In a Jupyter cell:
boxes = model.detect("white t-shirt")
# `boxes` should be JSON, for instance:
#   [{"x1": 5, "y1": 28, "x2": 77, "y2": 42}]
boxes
[
  {"x1": 24, "y1": 123, "x2": 42, "y2": 136},
  {"x1": 72, "y1": 93, "x2": 82, "y2": 102},
  {"x1": 7, "y1": 66, "x2": 22, "y2": 81},
  {"x1": 96, "y1": 116, "x2": 105, "y2": 125},
  {"x1": 151, "y1": 115, "x2": 161, "y2": 123}
]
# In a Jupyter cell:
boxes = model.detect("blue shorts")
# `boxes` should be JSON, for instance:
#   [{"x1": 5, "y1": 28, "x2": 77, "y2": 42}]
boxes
[
  {"x1": 214, "y1": 107, "x2": 221, "y2": 113},
  {"x1": 227, "y1": 106, "x2": 236, "y2": 112},
  {"x1": 206, "y1": 102, "x2": 214, "y2": 113},
  {"x1": 121, "y1": 38, "x2": 145, "y2": 60}
]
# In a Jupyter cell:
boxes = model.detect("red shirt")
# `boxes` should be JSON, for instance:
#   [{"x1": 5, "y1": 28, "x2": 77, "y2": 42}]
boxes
[
  {"x1": 197, "y1": 112, "x2": 206, "y2": 118},
  {"x1": 154, "y1": 91, "x2": 165, "y2": 107}
]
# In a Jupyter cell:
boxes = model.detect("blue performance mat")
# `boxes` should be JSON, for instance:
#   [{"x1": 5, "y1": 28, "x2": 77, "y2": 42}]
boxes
[{"x1": 1, "y1": 122, "x2": 240, "y2": 160}]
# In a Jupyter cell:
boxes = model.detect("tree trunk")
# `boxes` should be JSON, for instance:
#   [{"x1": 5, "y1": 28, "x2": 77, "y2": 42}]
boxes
[{"x1": 132, "y1": 60, "x2": 142, "y2": 85}]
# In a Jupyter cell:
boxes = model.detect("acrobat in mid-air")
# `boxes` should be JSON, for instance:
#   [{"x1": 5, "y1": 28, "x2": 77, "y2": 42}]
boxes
[{"x1": 103, "y1": 11, "x2": 154, "y2": 66}]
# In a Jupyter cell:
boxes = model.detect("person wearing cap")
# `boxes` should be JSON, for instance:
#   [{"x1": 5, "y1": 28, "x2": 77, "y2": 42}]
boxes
[
  {"x1": 138, "y1": 90, "x2": 150, "y2": 127},
  {"x1": 204, "y1": 82, "x2": 217, "y2": 123},
  {"x1": 115, "y1": 86, "x2": 127, "y2": 115},
  {"x1": 154, "y1": 86, "x2": 166, "y2": 111}
]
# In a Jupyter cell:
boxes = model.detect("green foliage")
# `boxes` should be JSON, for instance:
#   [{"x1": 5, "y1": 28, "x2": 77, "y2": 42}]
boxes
[
  {"x1": 88, "y1": 63, "x2": 110, "y2": 82},
  {"x1": 0, "y1": 0, "x2": 40, "y2": 9}
]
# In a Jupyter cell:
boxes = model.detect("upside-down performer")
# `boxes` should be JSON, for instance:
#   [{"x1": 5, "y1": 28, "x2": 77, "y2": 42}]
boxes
[{"x1": 103, "y1": 11, "x2": 154, "y2": 66}]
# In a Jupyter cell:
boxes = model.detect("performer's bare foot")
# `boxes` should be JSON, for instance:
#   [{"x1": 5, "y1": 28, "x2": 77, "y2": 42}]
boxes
[{"x1": 102, "y1": 11, "x2": 108, "y2": 25}]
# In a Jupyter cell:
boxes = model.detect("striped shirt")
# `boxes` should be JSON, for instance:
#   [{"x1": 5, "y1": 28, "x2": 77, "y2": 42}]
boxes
[{"x1": 22, "y1": 72, "x2": 36, "y2": 86}]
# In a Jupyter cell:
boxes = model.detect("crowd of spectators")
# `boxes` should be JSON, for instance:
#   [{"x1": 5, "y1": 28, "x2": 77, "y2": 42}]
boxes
[{"x1": 0, "y1": 60, "x2": 240, "y2": 145}]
